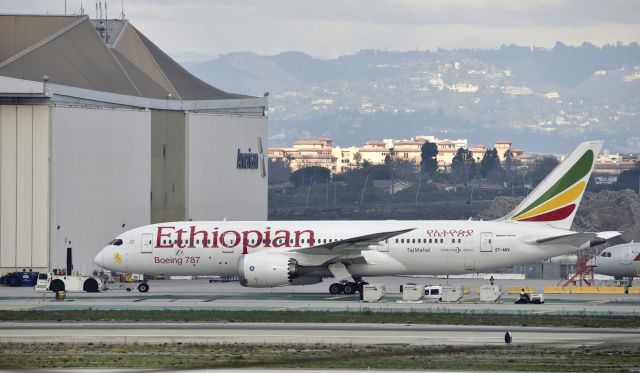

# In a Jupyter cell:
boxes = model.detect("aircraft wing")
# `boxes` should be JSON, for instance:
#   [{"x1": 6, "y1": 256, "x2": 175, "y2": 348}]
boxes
[{"x1": 290, "y1": 228, "x2": 415, "y2": 256}]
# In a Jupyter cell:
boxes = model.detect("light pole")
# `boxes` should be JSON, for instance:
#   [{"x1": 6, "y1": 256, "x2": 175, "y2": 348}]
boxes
[{"x1": 360, "y1": 174, "x2": 370, "y2": 205}]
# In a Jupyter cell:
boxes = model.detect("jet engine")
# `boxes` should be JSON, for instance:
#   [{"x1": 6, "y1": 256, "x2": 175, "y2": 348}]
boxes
[{"x1": 238, "y1": 252, "x2": 300, "y2": 287}]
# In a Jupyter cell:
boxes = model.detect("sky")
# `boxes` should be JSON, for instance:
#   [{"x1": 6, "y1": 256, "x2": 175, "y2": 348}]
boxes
[{"x1": 2, "y1": 0, "x2": 640, "y2": 61}]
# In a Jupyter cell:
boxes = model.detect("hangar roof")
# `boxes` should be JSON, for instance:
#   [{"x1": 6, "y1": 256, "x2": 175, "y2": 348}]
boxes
[{"x1": 0, "y1": 14, "x2": 244, "y2": 100}]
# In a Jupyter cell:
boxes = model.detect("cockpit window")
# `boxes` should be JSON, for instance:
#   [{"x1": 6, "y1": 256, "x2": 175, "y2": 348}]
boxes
[
  {"x1": 600, "y1": 252, "x2": 611, "y2": 257},
  {"x1": 112, "y1": 239, "x2": 123, "y2": 246}
]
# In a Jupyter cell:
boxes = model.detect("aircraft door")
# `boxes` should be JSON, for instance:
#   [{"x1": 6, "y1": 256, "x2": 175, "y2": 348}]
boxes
[
  {"x1": 622, "y1": 247, "x2": 632, "y2": 265},
  {"x1": 480, "y1": 232, "x2": 493, "y2": 252},
  {"x1": 378, "y1": 239, "x2": 389, "y2": 252},
  {"x1": 221, "y1": 235, "x2": 235, "y2": 253},
  {"x1": 141, "y1": 233, "x2": 153, "y2": 253}
]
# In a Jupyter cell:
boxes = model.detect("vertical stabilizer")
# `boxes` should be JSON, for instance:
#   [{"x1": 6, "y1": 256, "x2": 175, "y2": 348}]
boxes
[{"x1": 501, "y1": 141, "x2": 603, "y2": 230}]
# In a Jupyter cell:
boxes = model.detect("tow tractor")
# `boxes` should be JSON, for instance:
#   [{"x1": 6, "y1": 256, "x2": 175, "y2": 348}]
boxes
[
  {"x1": 34, "y1": 246, "x2": 109, "y2": 294},
  {"x1": 515, "y1": 292, "x2": 545, "y2": 304},
  {"x1": 35, "y1": 271, "x2": 106, "y2": 293}
]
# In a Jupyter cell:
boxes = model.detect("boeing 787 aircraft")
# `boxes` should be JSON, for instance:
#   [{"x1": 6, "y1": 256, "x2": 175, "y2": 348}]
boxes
[{"x1": 95, "y1": 141, "x2": 617, "y2": 294}]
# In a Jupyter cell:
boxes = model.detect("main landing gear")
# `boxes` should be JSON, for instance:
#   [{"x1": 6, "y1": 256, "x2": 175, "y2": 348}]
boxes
[{"x1": 329, "y1": 279, "x2": 368, "y2": 295}]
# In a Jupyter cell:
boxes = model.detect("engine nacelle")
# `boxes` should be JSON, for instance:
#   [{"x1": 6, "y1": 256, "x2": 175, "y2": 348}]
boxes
[{"x1": 238, "y1": 252, "x2": 300, "y2": 288}]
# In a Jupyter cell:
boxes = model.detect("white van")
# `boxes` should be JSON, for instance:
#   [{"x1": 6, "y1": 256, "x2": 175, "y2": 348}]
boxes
[{"x1": 424, "y1": 285, "x2": 443, "y2": 301}]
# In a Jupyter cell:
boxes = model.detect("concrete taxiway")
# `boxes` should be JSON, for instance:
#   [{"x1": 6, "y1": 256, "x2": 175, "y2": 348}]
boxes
[
  {"x1": 1, "y1": 278, "x2": 639, "y2": 315},
  {"x1": 2, "y1": 322, "x2": 639, "y2": 346}
]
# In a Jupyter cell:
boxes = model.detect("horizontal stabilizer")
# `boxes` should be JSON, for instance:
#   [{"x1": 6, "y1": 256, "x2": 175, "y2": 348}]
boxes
[
  {"x1": 596, "y1": 231, "x2": 621, "y2": 240},
  {"x1": 532, "y1": 232, "x2": 597, "y2": 246},
  {"x1": 528, "y1": 231, "x2": 620, "y2": 248}
]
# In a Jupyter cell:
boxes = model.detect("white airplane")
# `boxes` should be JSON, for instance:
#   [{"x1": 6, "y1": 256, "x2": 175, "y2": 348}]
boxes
[
  {"x1": 95, "y1": 141, "x2": 617, "y2": 294},
  {"x1": 588, "y1": 243, "x2": 640, "y2": 281}
]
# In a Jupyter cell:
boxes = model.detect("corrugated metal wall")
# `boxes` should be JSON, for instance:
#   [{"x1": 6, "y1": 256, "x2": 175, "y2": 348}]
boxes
[
  {"x1": 186, "y1": 113, "x2": 268, "y2": 221},
  {"x1": 50, "y1": 106, "x2": 151, "y2": 274},
  {"x1": 0, "y1": 105, "x2": 50, "y2": 272}
]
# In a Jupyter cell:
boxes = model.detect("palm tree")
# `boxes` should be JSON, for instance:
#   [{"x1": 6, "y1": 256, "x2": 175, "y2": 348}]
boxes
[{"x1": 353, "y1": 152, "x2": 362, "y2": 168}]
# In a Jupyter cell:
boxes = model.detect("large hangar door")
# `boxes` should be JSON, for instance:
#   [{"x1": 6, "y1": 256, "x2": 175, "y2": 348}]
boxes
[{"x1": 141, "y1": 233, "x2": 153, "y2": 253}]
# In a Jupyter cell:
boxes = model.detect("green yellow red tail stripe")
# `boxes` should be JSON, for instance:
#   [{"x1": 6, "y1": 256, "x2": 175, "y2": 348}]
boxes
[{"x1": 511, "y1": 150, "x2": 593, "y2": 222}]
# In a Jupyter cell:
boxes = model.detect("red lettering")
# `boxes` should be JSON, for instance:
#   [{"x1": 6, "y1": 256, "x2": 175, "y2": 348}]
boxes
[
  {"x1": 156, "y1": 226, "x2": 175, "y2": 248},
  {"x1": 272, "y1": 230, "x2": 291, "y2": 248},
  {"x1": 220, "y1": 231, "x2": 240, "y2": 249},
  {"x1": 176, "y1": 229, "x2": 187, "y2": 248},
  {"x1": 211, "y1": 228, "x2": 219, "y2": 248},
  {"x1": 241, "y1": 230, "x2": 263, "y2": 254},
  {"x1": 189, "y1": 226, "x2": 209, "y2": 248},
  {"x1": 294, "y1": 229, "x2": 314, "y2": 247},
  {"x1": 264, "y1": 227, "x2": 272, "y2": 248},
  {"x1": 157, "y1": 226, "x2": 316, "y2": 251}
]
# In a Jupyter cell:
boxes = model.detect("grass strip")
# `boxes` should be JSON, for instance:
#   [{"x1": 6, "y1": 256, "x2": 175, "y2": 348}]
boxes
[
  {"x1": 2, "y1": 309, "x2": 640, "y2": 328},
  {"x1": 1, "y1": 342, "x2": 639, "y2": 371}
]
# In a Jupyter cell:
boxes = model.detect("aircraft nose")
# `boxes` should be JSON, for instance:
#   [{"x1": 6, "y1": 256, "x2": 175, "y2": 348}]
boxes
[{"x1": 94, "y1": 250, "x2": 105, "y2": 268}]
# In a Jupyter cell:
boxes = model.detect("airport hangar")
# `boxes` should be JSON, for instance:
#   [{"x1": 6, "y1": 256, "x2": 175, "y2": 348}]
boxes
[{"x1": 0, "y1": 15, "x2": 268, "y2": 275}]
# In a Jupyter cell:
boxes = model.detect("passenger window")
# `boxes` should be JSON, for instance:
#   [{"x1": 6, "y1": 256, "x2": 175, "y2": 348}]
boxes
[
  {"x1": 395, "y1": 239, "x2": 398, "y2": 243},
  {"x1": 429, "y1": 239, "x2": 432, "y2": 244},
  {"x1": 112, "y1": 239, "x2": 123, "y2": 246},
  {"x1": 440, "y1": 239, "x2": 443, "y2": 243},
  {"x1": 412, "y1": 239, "x2": 415, "y2": 243},
  {"x1": 401, "y1": 239, "x2": 404, "y2": 243},
  {"x1": 458, "y1": 239, "x2": 462, "y2": 243},
  {"x1": 452, "y1": 239, "x2": 455, "y2": 244}
]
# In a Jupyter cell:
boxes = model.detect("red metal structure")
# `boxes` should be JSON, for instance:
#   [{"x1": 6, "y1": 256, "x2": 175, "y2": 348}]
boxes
[{"x1": 559, "y1": 255, "x2": 595, "y2": 287}]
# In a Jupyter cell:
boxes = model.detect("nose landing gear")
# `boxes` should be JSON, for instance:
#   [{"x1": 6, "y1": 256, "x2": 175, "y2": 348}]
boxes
[{"x1": 137, "y1": 282, "x2": 149, "y2": 293}]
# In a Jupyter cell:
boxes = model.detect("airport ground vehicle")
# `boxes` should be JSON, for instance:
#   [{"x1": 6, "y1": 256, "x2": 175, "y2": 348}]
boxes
[
  {"x1": 95, "y1": 141, "x2": 617, "y2": 294},
  {"x1": 0, "y1": 271, "x2": 38, "y2": 287},
  {"x1": 35, "y1": 272, "x2": 107, "y2": 293},
  {"x1": 515, "y1": 293, "x2": 545, "y2": 304},
  {"x1": 424, "y1": 285, "x2": 443, "y2": 301}
]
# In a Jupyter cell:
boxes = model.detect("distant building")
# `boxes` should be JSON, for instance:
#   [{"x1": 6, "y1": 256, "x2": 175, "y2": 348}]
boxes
[
  {"x1": 372, "y1": 180, "x2": 412, "y2": 194},
  {"x1": 269, "y1": 136, "x2": 521, "y2": 174},
  {"x1": 593, "y1": 150, "x2": 639, "y2": 184}
]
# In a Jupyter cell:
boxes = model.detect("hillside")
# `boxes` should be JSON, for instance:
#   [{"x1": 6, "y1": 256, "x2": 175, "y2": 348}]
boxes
[{"x1": 187, "y1": 43, "x2": 640, "y2": 153}]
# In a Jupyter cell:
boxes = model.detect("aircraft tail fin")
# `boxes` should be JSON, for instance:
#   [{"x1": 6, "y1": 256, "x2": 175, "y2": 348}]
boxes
[{"x1": 501, "y1": 141, "x2": 603, "y2": 230}]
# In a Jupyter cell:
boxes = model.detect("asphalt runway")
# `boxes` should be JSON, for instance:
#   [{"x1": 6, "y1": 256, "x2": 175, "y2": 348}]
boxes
[
  {"x1": 1, "y1": 278, "x2": 639, "y2": 315},
  {"x1": 2, "y1": 322, "x2": 639, "y2": 346}
]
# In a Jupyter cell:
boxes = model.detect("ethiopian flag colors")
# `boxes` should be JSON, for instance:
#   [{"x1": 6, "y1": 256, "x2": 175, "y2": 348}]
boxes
[{"x1": 511, "y1": 150, "x2": 594, "y2": 223}]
